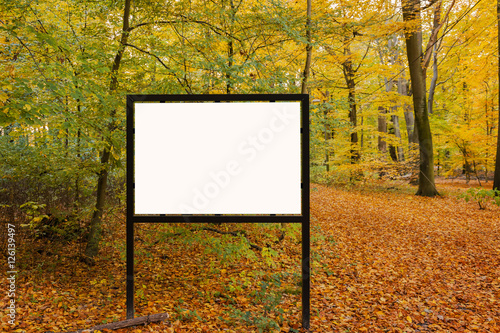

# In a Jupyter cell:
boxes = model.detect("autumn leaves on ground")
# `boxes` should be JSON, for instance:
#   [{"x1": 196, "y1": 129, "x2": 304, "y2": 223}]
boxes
[{"x1": 2, "y1": 181, "x2": 499, "y2": 333}]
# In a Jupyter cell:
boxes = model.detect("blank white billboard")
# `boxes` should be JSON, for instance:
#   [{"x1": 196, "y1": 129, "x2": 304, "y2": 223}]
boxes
[{"x1": 134, "y1": 101, "x2": 302, "y2": 215}]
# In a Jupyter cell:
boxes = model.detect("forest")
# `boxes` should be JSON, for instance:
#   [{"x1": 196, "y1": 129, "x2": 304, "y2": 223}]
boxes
[{"x1": 0, "y1": 0, "x2": 499, "y2": 332}]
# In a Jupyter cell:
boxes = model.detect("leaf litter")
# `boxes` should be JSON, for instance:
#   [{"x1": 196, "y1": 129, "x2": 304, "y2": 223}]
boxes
[{"x1": 1, "y1": 183, "x2": 499, "y2": 332}]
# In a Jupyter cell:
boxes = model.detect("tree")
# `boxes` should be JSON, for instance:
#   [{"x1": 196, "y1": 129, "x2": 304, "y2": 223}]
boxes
[
  {"x1": 376, "y1": 33, "x2": 406, "y2": 162},
  {"x1": 402, "y1": 0, "x2": 454, "y2": 196},
  {"x1": 301, "y1": 0, "x2": 312, "y2": 94},
  {"x1": 341, "y1": 33, "x2": 363, "y2": 164},
  {"x1": 494, "y1": 0, "x2": 500, "y2": 191},
  {"x1": 84, "y1": 0, "x2": 131, "y2": 263}
]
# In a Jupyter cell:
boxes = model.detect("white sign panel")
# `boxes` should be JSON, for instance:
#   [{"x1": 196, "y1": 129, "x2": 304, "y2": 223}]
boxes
[{"x1": 134, "y1": 101, "x2": 301, "y2": 215}]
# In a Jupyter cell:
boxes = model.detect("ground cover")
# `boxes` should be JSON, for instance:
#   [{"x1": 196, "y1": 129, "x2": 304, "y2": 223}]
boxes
[{"x1": 1, "y1": 181, "x2": 499, "y2": 332}]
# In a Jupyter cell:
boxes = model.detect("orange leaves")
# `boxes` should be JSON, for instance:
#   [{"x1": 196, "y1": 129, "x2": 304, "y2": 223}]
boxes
[
  {"x1": 4, "y1": 182, "x2": 500, "y2": 332},
  {"x1": 310, "y1": 182, "x2": 500, "y2": 332}
]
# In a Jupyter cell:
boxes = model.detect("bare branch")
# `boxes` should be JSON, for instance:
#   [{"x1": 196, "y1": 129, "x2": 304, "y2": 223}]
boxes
[
  {"x1": 11, "y1": 34, "x2": 64, "y2": 103},
  {"x1": 127, "y1": 20, "x2": 177, "y2": 32},
  {"x1": 122, "y1": 43, "x2": 191, "y2": 94},
  {"x1": 354, "y1": 42, "x2": 371, "y2": 73},
  {"x1": 422, "y1": 0, "x2": 456, "y2": 72}
]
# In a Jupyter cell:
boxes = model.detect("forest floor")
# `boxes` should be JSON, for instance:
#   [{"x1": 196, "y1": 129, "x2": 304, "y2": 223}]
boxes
[{"x1": 1, "y1": 179, "x2": 499, "y2": 333}]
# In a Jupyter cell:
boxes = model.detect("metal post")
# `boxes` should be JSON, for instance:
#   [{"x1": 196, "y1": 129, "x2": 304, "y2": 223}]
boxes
[
  {"x1": 302, "y1": 218, "x2": 311, "y2": 329},
  {"x1": 126, "y1": 221, "x2": 134, "y2": 319}
]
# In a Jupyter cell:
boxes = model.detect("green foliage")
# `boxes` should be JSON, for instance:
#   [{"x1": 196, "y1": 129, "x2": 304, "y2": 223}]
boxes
[
  {"x1": 261, "y1": 247, "x2": 279, "y2": 268},
  {"x1": 20, "y1": 201, "x2": 48, "y2": 221},
  {"x1": 19, "y1": 201, "x2": 86, "y2": 241},
  {"x1": 227, "y1": 307, "x2": 280, "y2": 333},
  {"x1": 199, "y1": 232, "x2": 258, "y2": 265},
  {"x1": 174, "y1": 305, "x2": 204, "y2": 322},
  {"x1": 0, "y1": 0, "x2": 498, "y2": 265},
  {"x1": 459, "y1": 188, "x2": 500, "y2": 210},
  {"x1": 224, "y1": 271, "x2": 254, "y2": 294},
  {"x1": 174, "y1": 299, "x2": 205, "y2": 322},
  {"x1": 227, "y1": 272, "x2": 291, "y2": 333},
  {"x1": 19, "y1": 201, "x2": 49, "y2": 236}
]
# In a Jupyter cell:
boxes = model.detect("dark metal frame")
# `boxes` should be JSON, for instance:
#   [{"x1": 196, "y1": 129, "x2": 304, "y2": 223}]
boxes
[{"x1": 126, "y1": 94, "x2": 310, "y2": 329}]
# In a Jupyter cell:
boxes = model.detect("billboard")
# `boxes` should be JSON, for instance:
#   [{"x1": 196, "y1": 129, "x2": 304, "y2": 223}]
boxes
[
  {"x1": 126, "y1": 94, "x2": 310, "y2": 329},
  {"x1": 127, "y1": 94, "x2": 309, "y2": 223}
]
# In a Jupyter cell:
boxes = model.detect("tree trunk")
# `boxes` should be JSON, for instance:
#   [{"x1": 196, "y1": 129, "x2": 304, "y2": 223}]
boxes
[
  {"x1": 360, "y1": 112, "x2": 364, "y2": 150},
  {"x1": 391, "y1": 114, "x2": 405, "y2": 161},
  {"x1": 226, "y1": 39, "x2": 234, "y2": 94},
  {"x1": 493, "y1": 0, "x2": 500, "y2": 191},
  {"x1": 388, "y1": 125, "x2": 398, "y2": 162},
  {"x1": 428, "y1": 44, "x2": 438, "y2": 114},
  {"x1": 84, "y1": 0, "x2": 131, "y2": 263},
  {"x1": 226, "y1": 0, "x2": 236, "y2": 94},
  {"x1": 378, "y1": 106, "x2": 387, "y2": 153},
  {"x1": 398, "y1": 77, "x2": 418, "y2": 144},
  {"x1": 323, "y1": 98, "x2": 332, "y2": 172},
  {"x1": 343, "y1": 39, "x2": 359, "y2": 164},
  {"x1": 402, "y1": 0, "x2": 438, "y2": 196},
  {"x1": 347, "y1": 73, "x2": 359, "y2": 163},
  {"x1": 85, "y1": 150, "x2": 110, "y2": 261},
  {"x1": 301, "y1": 0, "x2": 312, "y2": 94},
  {"x1": 378, "y1": 34, "x2": 404, "y2": 162}
]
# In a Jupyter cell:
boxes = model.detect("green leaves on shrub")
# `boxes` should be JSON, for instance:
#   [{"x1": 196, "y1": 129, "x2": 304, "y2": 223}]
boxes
[{"x1": 460, "y1": 188, "x2": 500, "y2": 210}]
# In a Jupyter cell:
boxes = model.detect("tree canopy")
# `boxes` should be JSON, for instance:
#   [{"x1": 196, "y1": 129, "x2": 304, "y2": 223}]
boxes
[{"x1": 0, "y1": 0, "x2": 498, "y2": 266}]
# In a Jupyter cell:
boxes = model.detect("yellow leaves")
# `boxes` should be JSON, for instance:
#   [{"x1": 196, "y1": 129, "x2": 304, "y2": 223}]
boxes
[
  {"x1": 0, "y1": 92, "x2": 8, "y2": 103},
  {"x1": 57, "y1": 129, "x2": 66, "y2": 138},
  {"x1": 406, "y1": 315, "x2": 412, "y2": 323},
  {"x1": 236, "y1": 296, "x2": 248, "y2": 304},
  {"x1": 89, "y1": 278, "x2": 107, "y2": 287}
]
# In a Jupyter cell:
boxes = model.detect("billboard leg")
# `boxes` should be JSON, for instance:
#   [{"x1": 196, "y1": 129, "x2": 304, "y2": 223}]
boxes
[
  {"x1": 126, "y1": 221, "x2": 134, "y2": 319},
  {"x1": 302, "y1": 218, "x2": 310, "y2": 329}
]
